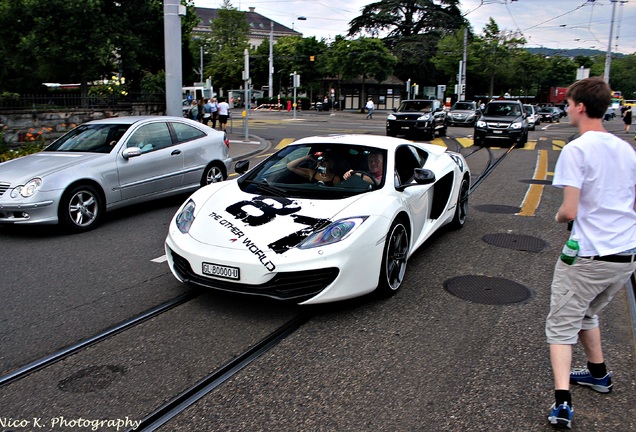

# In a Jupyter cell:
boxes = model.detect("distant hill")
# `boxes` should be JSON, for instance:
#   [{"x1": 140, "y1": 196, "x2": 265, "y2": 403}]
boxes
[{"x1": 526, "y1": 47, "x2": 626, "y2": 58}]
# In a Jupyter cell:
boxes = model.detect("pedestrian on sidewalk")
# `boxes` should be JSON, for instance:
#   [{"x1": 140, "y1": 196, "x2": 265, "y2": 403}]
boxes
[
  {"x1": 365, "y1": 98, "x2": 374, "y2": 119},
  {"x1": 623, "y1": 106, "x2": 632, "y2": 132},
  {"x1": 545, "y1": 76, "x2": 636, "y2": 429},
  {"x1": 217, "y1": 98, "x2": 230, "y2": 132}
]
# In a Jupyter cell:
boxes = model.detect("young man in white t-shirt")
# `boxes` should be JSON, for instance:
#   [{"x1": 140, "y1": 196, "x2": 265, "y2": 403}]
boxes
[
  {"x1": 217, "y1": 98, "x2": 230, "y2": 132},
  {"x1": 546, "y1": 77, "x2": 636, "y2": 429}
]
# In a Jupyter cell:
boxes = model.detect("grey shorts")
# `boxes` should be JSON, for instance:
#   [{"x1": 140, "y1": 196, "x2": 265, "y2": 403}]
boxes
[{"x1": 545, "y1": 257, "x2": 636, "y2": 344}]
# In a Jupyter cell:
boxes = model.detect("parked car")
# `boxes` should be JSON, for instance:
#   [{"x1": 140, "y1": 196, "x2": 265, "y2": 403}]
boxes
[
  {"x1": 474, "y1": 100, "x2": 529, "y2": 147},
  {"x1": 386, "y1": 99, "x2": 447, "y2": 140},
  {"x1": 165, "y1": 134, "x2": 470, "y2": 304},
  {"x1": 538, "y1": 106, "x2": 561, "y2": 123},
  {"x1": 0, "y1": 116, "x2": 232, "y2": 232},
  {"x1": 446, "y1": 100, "x2": 479, "y2": 126},
  {"x1": 523, "y1": 104, "x2": 540, "y2": 131}
]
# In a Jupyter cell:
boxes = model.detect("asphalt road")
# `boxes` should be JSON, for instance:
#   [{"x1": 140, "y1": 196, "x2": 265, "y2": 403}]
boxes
[{"x1": 0, "y1": 113, "x2": 634, "y2": 431}]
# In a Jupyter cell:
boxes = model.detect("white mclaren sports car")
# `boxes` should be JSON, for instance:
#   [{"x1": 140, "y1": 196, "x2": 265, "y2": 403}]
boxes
[{"x1": 165, "y1": 134, "x2": 470, "y2": 305}]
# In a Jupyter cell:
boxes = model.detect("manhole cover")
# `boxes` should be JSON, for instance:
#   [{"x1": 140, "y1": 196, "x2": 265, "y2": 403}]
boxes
[
  {"x1": 482, "y1": 233, "x2": 547, "y2": 252},
  {"x1": 444, "y1": 275, "x2": 532, "y2": 305},
  {"x1": 474, "y1": 204, "x2": 521, "y2": 214},
  {"x1": 519, "y1": 179, "x2": 552, "y2": 185},
  {"x1": 58, "y1": 365, "x2": 126, "y2": 393}
]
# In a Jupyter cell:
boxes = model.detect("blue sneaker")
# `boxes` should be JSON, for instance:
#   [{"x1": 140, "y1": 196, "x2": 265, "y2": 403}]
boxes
[
  {"x1": 548, "y1": 402, "x2": 573, "y2": 429},
  {"x1": 570, "y1": 368, "x2": 613, "y2": 393}
]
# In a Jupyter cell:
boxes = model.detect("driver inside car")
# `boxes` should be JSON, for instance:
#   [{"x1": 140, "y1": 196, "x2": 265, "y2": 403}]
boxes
[{"x1": 343, "y1": 152, "x2": 384, "y2": 185}]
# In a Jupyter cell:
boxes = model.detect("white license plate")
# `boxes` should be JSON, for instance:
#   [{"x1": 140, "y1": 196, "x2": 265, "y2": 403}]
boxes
[
  {"x1": 493, "y1": 130, "x2": 503, "y2": 134},
  {"x1": 202, "y1": 262, "x2": 240, "y2": 280}
]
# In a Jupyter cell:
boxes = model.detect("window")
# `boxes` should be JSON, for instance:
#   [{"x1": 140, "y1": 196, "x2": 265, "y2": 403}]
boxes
[
  {"x1": 172, "y1": 122, "x2": 206, "y2": 143},
  {"x1": 127, "y1": 122, "x2": 172, "y2": 153}
]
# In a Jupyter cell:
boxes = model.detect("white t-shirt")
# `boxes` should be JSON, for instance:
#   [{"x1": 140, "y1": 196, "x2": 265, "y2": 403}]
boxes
[
  {"x1": 553, "y1": 130, "x2": 636, "y2": 255},
  {"x1": 217, "y1": 102, "x2": 229, "y2": 116},
  {"x1": 366, "y1": 100, "x2": 374, "y2": 109}
]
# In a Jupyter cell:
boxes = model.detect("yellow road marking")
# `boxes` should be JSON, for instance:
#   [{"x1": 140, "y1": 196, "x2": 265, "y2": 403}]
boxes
[
  {"x1": 552, "y1": 140, "x2": 566, "y2": 151},
  {"x1": 275, "y1": 138, "x2": 296, "y2": 149},
  {"x1": 456, "y1": 137, "x2": 473, "y2": 148},
  {"x1": 517, "y1": 149, "x2": 548, "y2": 217},
  {"x1": 430, "y1": 138, "x2": 447, "y2": 147}
]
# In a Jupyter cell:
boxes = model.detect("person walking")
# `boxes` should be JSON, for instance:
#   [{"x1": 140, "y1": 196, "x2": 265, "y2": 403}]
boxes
[
  {"x1": 206, "y1": 97, "x2": 218, "y2": 129},
  {"x1": 365, "y1": 98, "x2": 375, "y2": 119},
  {"x1": 196, "y1": 97, "x2": 206, "y2": 123},
  {"x1": 545, "y1": 76, "x2": 636, "y2": 429},
  {"x1": 623, "y1": 105, "x2": 632, "y2": 132},
  {"x1": 217, "y1": 97, "x2": 230, "y2": 132}
]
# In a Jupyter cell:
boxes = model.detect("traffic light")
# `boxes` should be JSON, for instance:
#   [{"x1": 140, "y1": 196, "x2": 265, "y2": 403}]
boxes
[
  {"x1": 310, "y1": 55, "x2": 315, "y2": 61},
  {"x1": 460, "y1": 84, "x2": 466, "y2": 94}
]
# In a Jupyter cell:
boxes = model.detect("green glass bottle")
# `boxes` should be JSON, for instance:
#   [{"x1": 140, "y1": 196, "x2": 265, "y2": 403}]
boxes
[{"x1": 560, "y1": 235, "x2": 580, "y2": 265}]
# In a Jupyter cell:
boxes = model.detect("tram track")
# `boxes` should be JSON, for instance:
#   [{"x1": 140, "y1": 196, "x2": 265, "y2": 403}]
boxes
[
  {"x1": 126, "y1": 313, "x2": 311, "y2": 432},
  {"x1": 0, "y1": 291, "x2": 198, "y2": 388}
]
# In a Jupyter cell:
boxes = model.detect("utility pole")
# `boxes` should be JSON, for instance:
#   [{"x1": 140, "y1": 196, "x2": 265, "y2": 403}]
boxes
[
  {"x1": 243, "y1": 49, "x2": 250, "y2": 140},
  {"x1": 461, "y1": 27, "x2": 467, "y2": 101},
  {"x1": 268, "y1": 21, "x2": 274, "y2": 99},
  {"x1": 163, "y1": 0, "x2": 186, "y2": 117},
  {"x1": 603, "y1": 0, "x2": 618, "y2": 85}
]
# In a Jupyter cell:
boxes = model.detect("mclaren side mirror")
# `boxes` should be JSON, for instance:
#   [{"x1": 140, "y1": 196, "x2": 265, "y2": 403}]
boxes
[{"x1": 235, "y1": 160, "x2": 250, "y2": 174}]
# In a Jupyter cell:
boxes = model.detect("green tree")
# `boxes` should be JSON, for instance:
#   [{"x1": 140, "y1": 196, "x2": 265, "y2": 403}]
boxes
[
  {"x1": 0, "y1": 0, "x2": 197, "y2": 97},
  {"x1": 513, "y1": 50, "x2": 549, "y2": 101},
  {"x1": 203, "y1": 0, "x2": 250, "y2": 92},
  {"x1": 325, "y1": 37, "x2": 397, "y2": 109},
  {"x1": 348, "y1": 0, "x2": 467, "y2": 86},
  {"x1": 608, "y1": 54, "x2": 636, "y2": 98},
  {"x1": 250, "y1": 36, "x2": 329, "y2": 99},
  {"x1": 469, "y1": 18, "x2": 526, "y2": 97}
]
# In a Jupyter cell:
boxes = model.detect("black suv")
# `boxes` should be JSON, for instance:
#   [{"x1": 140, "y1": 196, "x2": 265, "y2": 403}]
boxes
[
  {"x1": 474, "y1": 100, "x2": 528, "y2": 147},
  {"x1": 386, "y1": 99, "x2": 447, "y2": 140}
]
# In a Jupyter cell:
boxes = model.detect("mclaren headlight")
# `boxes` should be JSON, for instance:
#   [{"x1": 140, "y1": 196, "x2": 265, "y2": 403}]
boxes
[
  {"x1": 387, "y1": 114, "x2": 396, "y2": 120},
  {"x1": 299, "y1": 217, "x2": 368, "y2": 249},
  {"x1": 10, "y1": 178, "x2": 42, "y2": 198},
  {"x1": 175, "y1": 199, "x2": 196, "y2": 233}
]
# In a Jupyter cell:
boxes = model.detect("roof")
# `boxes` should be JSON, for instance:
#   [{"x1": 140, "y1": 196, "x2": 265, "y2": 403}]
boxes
[{"x1": 194, "y1": 7, "x2": 301, "y2": 40}]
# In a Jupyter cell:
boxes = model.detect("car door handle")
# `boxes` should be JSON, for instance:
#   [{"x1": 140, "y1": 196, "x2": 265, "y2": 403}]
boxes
[{"x1": 171, "y1": 149, "x2": 181, "y2": 156}]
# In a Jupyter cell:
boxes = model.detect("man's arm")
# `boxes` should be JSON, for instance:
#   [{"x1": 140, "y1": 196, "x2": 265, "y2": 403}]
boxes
[{"x1": 555, "y1": 186, "x2": 580, "y2": 223}]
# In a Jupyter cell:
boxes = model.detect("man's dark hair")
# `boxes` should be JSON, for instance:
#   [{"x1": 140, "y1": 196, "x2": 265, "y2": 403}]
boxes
[{"x1": 565, "y1": 77, "x2": 611, "y2": 119}]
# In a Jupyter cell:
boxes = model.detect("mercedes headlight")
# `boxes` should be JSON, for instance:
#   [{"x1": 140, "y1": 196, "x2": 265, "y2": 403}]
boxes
[
  {"x1": 10, "y1": 178, "x2": 42, "y2": 198},
  {"x1": 175, "y1": 199, "x2": 196, "y2": 233},
  {"x1": 299, "y1": 217, "x2": 368, "y2": 249}
]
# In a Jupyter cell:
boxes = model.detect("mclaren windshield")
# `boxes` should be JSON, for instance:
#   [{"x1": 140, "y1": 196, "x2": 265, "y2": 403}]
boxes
[{"x1": 238, "y1": 143, "x2": 387, "y2": 198}]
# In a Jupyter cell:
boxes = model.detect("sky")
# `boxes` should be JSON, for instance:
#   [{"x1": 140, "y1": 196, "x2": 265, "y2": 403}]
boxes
[{"x1": 193, "y1": 0, "x2": 636, "y2": 55}]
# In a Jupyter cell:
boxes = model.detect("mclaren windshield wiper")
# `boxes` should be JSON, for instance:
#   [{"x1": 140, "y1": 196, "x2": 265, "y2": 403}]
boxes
[{"x1": 243, "y1": 179, "x2": 288, "y2": 196}]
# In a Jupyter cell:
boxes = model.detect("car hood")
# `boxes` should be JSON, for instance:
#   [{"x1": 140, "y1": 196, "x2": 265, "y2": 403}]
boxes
[
  {"x1": 188, "y1": 183, "x2": 367, "y2": 253},
  {"x1": 479, "y1": 114, "x2": 524, "y2": 123},
  {"x1": 391, "y1": 112, "x2": 431, "y2": 120},
  {"x1": 0, "y1": 152, "x2": 105, "y2": 185},
  {"x1": 450, "y1": 109, "x2": 475, "y2": 115}
]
